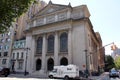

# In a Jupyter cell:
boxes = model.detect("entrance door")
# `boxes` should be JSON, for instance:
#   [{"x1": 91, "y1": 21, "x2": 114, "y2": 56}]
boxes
[
  {"x1": 47, "y1": 58, "x2": 54, "y2": 71},
  {"x1": 60, "y1": 57, "x2": 68, "y2": 65},
  {"x1": 36, "y1": 59, "x2": 41, "y2": 71}
]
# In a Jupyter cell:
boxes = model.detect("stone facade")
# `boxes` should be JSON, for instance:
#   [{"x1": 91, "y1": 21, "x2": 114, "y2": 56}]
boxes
[
  {"x1": 24, "y1": 1, "x2": 104, "y2": 75},
  {"x1": 96, "y1": 32, "x2": 105, "y2": 72}
]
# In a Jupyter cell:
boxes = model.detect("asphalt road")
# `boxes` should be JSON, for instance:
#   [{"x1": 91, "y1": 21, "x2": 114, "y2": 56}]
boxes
[
  {"x1": 110, "y1": 78, "x2": 120, "y2": 80},
  {"x1": 1, "y1": 72, "x2": 120, "y2": 80}
]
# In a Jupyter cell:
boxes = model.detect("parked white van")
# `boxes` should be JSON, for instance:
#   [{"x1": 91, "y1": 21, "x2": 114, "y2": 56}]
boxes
[{"x1": 48, "y1": 64, "x2": 80, "y2": 79}]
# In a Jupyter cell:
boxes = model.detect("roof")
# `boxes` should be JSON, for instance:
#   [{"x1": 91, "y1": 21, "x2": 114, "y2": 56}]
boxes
[{"x1": 31, "y1": 1, "x2": 72, "y2": 18}]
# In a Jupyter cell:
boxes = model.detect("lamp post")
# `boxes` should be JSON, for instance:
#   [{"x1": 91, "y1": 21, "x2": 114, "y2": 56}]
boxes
[
  {"x1": 84, "y1": 49, "x2": 88, "y2": 78},
  {"x1": 24, "y1": 47, "x2": 30, "y2": 76}
]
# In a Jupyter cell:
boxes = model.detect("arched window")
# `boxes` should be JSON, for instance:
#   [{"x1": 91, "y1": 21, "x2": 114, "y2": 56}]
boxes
[
  {"x1": 36, "y1": 37, "x2": 43, "y2": 54},
  {"x1": 47, "y1": 58, "x2": 54, "y2": 71},
  {"x1": 36, "y1": 59, "x2": 41, "y2": 71},
  {"x1": 60, "y1": 57, "x2": 68, "y2": 66},
  {"x1": 47, "y1": 35, "x2": 54, "y2": 53},
  {"x1": 60, "y1": 32, "x2": 68, "y2": 52}
]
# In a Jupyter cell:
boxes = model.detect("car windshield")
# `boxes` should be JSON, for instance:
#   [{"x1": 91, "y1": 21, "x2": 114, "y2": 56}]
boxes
[
  {"x1": 111, "y1": 69, "x2": 118, "y2": 72},
  {"x1": 52, "y1": 69, "x2": 57, "y2": 73}
]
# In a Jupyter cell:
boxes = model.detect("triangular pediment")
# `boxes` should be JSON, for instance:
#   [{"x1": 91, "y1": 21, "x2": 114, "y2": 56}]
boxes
[{"x1": 34, "y1": 1, "x2": 71, "y2": 17}]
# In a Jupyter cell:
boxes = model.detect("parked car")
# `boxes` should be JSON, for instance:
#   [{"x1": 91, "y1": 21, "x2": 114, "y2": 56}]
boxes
[
  {"x1": 0, "y1": 66, "x2": 10, "y2": 77},
  {"x1": 109, "y1": 68, "x2": 119, "y2": 78}
]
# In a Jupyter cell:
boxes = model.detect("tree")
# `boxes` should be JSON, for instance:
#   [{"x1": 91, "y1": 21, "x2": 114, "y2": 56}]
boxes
[
  {"x1": 104, "y1": 55, "x2": 115, "y2": 71},
  {"x1": 0, "y1": 0, "x2": 35, "y2": 33},
  {"x1": 114, "y1": 56, "x2": 120, "y2": 69}
]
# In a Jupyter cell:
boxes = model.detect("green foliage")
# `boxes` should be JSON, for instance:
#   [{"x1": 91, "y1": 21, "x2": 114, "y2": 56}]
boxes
[
  {"x1": 105, "y1": 55, "x2": 115, "y2": 71},
  {"x1": 0, "y1": 0, "x2": 35, "y2": 33},
  {"x1": 114, "y1": 56, "x2": 120, "y2": 69}
]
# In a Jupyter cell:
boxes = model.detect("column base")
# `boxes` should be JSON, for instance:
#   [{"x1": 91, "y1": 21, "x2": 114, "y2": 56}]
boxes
[
  {"x1": 39, "y1": 69, "x2": 47, "y2": 77},
  {"x1": 39, "y1": 69, "x2": 45, "y2": 74},
  {"x1": 31, "y1": 69, "x2": 47, "y2": 77}
]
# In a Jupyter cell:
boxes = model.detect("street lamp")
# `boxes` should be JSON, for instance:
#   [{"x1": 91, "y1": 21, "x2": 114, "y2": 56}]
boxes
[{"x1": 24, "y1": 47, "x2": 30, "y2": 76}]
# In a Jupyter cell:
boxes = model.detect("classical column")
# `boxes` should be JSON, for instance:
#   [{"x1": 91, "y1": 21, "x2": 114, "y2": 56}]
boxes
[
  {"x1": 25, "y1": 34, "x2": 32, "y2": 74},
  {"x1": 41, "y1": 34, "x2": 47, "y2": 72},
  {"x1": 30, "y1": 36, "x2": 36, "y2": 73},
  {"x1": 68, "y1": 29, "x2": 72, "y2": 64},
  {"x1": 54, "y1": 31, "x2": 59, "y2": 66}
]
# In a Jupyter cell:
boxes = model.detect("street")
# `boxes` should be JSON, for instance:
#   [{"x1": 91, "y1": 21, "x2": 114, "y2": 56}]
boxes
[
  {"x1": 0, "y1": 78, "x2": 51, "y2": 80},
  {"x1": 0, "y1": 77, "x2": 120, "y2": 80},
  {"x1": 110, "y1": 78, "x2": 120, "y2": 80},
  {"x1": 0, "y1": 72, "x2": 120, "y2": 80}
]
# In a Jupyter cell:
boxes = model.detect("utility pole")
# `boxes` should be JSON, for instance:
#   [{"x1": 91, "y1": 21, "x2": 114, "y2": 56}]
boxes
[{"x1": 84, "y1": 42, "x2": 114, "y2": 78}]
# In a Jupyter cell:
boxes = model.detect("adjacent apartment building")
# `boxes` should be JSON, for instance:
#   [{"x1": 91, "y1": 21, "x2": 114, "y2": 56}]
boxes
[
  {"x1": 0, "y1": 27, "x2": 14, "y2": 68},
  {"x1": 0, "y1": 0, "x2": 46, "y2": 74},
  {"x1": 0, "y1": 0, "x2": 105, "y2": 76}
]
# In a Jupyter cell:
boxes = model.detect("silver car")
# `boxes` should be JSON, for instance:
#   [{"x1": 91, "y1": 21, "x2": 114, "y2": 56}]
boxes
[{"x1": 109, "y1": 68, "x2": 119, "y2": 78}]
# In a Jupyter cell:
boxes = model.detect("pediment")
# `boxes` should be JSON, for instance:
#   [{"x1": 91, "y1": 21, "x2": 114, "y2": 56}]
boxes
[{"x1": 34, "y1": 1, "x2": 71, "y2": 17}]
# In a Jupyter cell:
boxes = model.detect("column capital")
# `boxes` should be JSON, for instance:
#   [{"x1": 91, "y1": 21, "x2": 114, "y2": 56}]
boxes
[
  {"x1": 42, "y1": 33, "x2": 47, "y2": 37},
  {"x1": 54, "y1": 30, "x2": 59, "y2": 34},
  {"x1": 68, "y1": 28, "x2": 72, "y2": 31}
]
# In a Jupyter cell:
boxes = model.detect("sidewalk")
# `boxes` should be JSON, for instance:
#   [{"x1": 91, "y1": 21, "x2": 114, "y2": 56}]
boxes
[
  {"x1": 88, "y1": 76, "x2": 100, "y2": 80},
  {"x1": 8, "y1": 73, "x2": 47, "y2": 79},
  {"x1": 8, "y1": 72, "x2": 108, "y2": 80},
  {"x1": 88, "y1": 72, "x2": 108, "y2": 80}
]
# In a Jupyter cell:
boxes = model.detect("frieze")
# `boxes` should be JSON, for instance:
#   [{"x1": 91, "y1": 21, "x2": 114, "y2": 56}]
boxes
[
  {"x1": 36, "y1": 18, "x2": 44, "y2": 26},
  {"x1": 46, "y1": 15, "x2": 55, "y2": 24},
  {"x1": 32, "y1": 24, "x2": 71, "y2": 35},
  {"x1": 58, "y1": 12, "x2": 67, "y2": 21}
]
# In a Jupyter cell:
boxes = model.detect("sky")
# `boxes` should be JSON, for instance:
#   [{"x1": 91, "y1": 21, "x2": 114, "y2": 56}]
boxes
[{"x1": 44, "y1": 0, "x2": 120, "y2": 55}]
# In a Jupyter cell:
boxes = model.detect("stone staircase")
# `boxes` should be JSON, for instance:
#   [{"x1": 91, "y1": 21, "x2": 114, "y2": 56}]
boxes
[{"x1": 30, "y1": 70, "x2": 48, "y2": 78}]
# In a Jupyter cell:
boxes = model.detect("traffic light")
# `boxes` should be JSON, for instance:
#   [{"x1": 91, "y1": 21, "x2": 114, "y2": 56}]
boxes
[{"x1": 111, "y1": 44, "x2": 117, "y2": 50}]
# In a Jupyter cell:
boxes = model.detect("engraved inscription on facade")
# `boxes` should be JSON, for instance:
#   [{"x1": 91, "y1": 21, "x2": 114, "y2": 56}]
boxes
[
  {"x1": 46, "y1": 15, "x2": 55, "y2": 23},
  {"x1": 58, "y1": 12, "x2": 67, "y2": 21},
  {"x1": 36, "y1": 18, "x2": 44, "y2": 26}
]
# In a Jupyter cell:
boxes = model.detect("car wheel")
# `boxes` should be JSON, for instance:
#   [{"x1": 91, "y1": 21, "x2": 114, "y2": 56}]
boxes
[
  {"x1": 4, "y1": 73, "x2": 8, "y2": 77},
  {"x1": 64, "y1": 76, "x2": 69, "y2": 80},
  {"x1": 49, "y1": 75, "x2": 53, "y2": 78},
  {"x1": 109, "y1": 76, "x2": 111, "y2": 78}
]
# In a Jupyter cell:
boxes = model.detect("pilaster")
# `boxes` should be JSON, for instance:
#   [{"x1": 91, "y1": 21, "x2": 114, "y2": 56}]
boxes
[
  {"x1": 41, "y1": 34, "x2": 47, "y2": 72},
  {"x1": 68, "y1": 29, "x2": 72, "y2": 64},
  {"x1": 54, "y1": 31, "x2": 59, "y2": 66}
]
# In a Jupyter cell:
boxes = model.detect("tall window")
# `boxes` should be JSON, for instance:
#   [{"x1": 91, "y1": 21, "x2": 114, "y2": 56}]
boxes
[
  {"x1": 4, "y1": 52, "x2": 8, "y2": 56},
  {"x1": 60, "y1": 32, "x2": 68, "y2": 52},
  {"x1": 36, "y1": 37, "x2": 43, "y2": 54},
  {"x1": 13, "y1": 53, "x2": 15, "y2": 59},
  {"x1": 2, "y1": 59, "x2": 7, "y2": 64},
  {"x1": 47, "y1": 35, "x2": 54, "y2": 53},
  {"x1": 0, "y1": 52, "x2": 1, "y2": 57},
  {"x1": 18, "y1": 61, "x2": 23, "y2": 69},
  {"x1": 17, "y1": 52, "x2": 19, "y2": 59},
  {"x1": 21, "y1": 52, "x2": 24, "y2": 59},
  {"x1": 0, "y1": 45, "x2": 2, "y2": 50}
]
